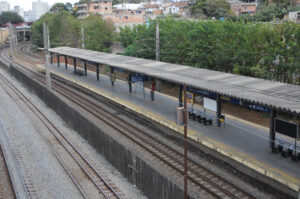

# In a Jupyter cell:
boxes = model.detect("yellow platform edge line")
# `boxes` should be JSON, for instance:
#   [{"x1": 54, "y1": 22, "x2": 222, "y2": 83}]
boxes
[{"x1": 50, "y1": 69, "x2": 300, "y2": 192}]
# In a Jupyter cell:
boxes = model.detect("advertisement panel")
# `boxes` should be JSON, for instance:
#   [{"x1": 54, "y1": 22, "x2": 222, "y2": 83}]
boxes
[{"x1": 203, "y1": 97, "x2": 217, "y2": 112}]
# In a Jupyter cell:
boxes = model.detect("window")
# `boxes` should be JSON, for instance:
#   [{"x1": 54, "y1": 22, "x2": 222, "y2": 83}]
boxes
[
  {"x1": 105, "y1": 7, "x2": 108, "y2": 10},
  {"x1": 125, "y1": 16, "x2": 128, "y2": 19},
  {"x1": 131, "y1": 11, "x2": 134, "y2": 13},
  {"x1": 94, "y1": 6, "x2": 99, "y2": 9},
  {"x1": 104, "y1": 1, "x2": 107, "y2": 3}
]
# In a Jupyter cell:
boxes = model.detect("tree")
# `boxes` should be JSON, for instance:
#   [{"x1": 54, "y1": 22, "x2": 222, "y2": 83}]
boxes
[
  {"x1": 50, "y1": 2, "x2": 74, "y2": 14},
  {"x1": 50, "y1": 3, "x2": 67, "y2": 13},
  {"x1": 82, "y1": 14, "x2": 116, "y2": 52},
  {"x1": 76, "y1": 0, "x2": 92, "y2": 4},
  {"x1": 192, "y1": 0, "x2": 233, "y2": 19},
  {"x1": 65, "y1": 2, "x2": 73, "y2": 11},
  {"x1": 0, "y1": 11, "x2": 24, "y2": 25},
  {"x1": 31, "y1": 11, "x2": 81, "y2": 48},
  {"x1": 119, "y1": 19, "x2": 300, "y2": 84}
]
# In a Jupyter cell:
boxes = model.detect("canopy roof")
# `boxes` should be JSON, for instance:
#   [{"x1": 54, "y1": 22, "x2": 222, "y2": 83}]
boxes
[{"x1": 50, "y1": 47, "x2": 300, "y2": 115}]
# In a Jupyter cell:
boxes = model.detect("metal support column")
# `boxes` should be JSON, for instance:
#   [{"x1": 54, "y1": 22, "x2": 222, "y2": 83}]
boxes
[
  {"x1": 179, "y1": 85, "x2": 183, "y2": 107},
  {"x1": 9, "y1": 28, "x2": 15, "y2": 68},
  {"x1": 50, "y1": 53, "x2": 53, "y2": 65},
  {"x1": 96, "y1": 64, "x2": 99, "y2": 81},
  {"x1": 150, "y1": 77, "x2": 155, "y2": 101},
  {"x1": 57, "y1": 55, "x2": 60, "y2": 67},
  {"x1": 64, "y1": 56, "x2": 68, "y2": 69},
  {"x1": 110, "y1": 67, "x2": 115, "y2": 86},
  {"x1": 23, "y1": 30, "x2": 26, "y2": 41},
  {"x1": 183, "y1": 84, "x2": 188, "y2": 199},
  {"x1": 216, "y1": 94, "x2": 221, "y2": 127},
  {"x1": 43, "y1": 22, "x2": 51, "y2": 91},
  {"x1": 74, "y1": 58, "x2": 77, "y2": 72},
  {"x1": 84, "y1": 61, "x2": 87, "y2": 76},
  {"x1": 269, "y1": 109, "x2": 277, "y2": 152},
  {"x1": 128, "y1": 73, "x2": 132, "y2": 93}
]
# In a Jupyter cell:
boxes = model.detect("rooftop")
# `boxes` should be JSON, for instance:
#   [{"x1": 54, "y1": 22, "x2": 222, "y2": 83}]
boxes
[{"x1": 49, "y1": 47, "x2": 300, "y2": 115}]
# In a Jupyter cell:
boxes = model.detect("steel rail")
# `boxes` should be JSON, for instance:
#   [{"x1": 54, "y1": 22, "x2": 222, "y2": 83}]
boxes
[
  {"x1": 0, "y1": 122, "x2": 18, "y2": 199},
  {"x1": 6, "y1": 44, "x2": 256, "y2": 199},
  {"x1": 0, "y1": 71, "x2": 122, "y2": 199}
]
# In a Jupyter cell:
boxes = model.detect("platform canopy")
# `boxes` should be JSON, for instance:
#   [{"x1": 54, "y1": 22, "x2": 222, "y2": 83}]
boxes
[{"x1": 49, "y1": 47, "x2": 300, "y2": 115}]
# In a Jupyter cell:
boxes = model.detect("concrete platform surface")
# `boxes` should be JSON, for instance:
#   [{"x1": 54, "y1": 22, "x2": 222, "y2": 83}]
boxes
[{"x1": 38, "y1": 63, "x2": 300, "y2": 192}]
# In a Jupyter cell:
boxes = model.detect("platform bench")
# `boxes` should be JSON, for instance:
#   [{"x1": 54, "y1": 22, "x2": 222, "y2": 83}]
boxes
[{"x1": 73, "y1": 69, "x2": 84, "y2": 76}]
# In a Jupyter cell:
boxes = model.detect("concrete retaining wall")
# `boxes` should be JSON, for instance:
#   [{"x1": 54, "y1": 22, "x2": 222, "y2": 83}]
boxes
[{"x1": 8, "y1": 66, "x2": 190, "y2": 199}]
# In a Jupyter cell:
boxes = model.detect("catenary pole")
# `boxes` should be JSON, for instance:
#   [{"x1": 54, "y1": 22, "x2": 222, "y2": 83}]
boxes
[
  {"x1": 81, "y1": 26, "x2": 85, "y2": 49},
  {"x1": 43, "y1": 22, "x2": 52, "y2": 91},
  {"x1": 183, "y1": 84, "x2": 188, "y2": 199},
  {"x1": 155, "y1": 21, "x2": 160, "y2": 61},
  {"x1": 9, "y1": 28, "x2": 15, "y2": 68}
]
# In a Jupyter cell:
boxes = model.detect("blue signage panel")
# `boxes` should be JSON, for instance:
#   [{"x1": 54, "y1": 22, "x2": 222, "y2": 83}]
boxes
[
  {"x1": 182, "y1": 86, "x2": 270, "y2": 113},
  {"x1": 115, "y1": 68, "x2": 125, "y2": 73},
  {"x1": 131, "y1": 74, "x2": 149, "y2": 82}
]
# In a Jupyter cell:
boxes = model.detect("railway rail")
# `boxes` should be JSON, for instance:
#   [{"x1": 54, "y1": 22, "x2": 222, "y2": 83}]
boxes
[
  {"x1": 0, "y1": 112, "x2": 35, "y2": 199},
  {"x1": 0, "y1": 46, "x2": 124, "y2": 199},
  {"x1": 0, "y1": 128, "x2": 17, "y2": 199},
  {"x1": 2, "y1": 43, "x2": 257, "y2": 199}
]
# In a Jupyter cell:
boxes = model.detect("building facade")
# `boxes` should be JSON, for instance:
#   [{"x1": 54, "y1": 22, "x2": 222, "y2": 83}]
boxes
[
  {"x1": 32, "y1": 0, "x2": 48, "y2": 21},
  {"x1": 230, "y1": 2, "x2": 256, "y2": 15},
  {"x1": 13, "y1": 6, "x2": 24, "y2": 18},
  {"x1": 0, "y1": 1, "x2": 9, "y2": 14},
  {"x1": 76, "y1": 0, "x2": 113, "y2": 19}
]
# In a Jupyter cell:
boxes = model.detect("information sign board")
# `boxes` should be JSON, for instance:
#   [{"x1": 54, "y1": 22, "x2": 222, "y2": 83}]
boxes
[
  {"x1": 203, "y1": 97, "x2": 217, "y2": 112},
  {"x1": 275, "y1": 118, "x2": 299, "y2": 139},
  {"x1": 131, "y1": 75, "x2": 149, "y2": 82}
]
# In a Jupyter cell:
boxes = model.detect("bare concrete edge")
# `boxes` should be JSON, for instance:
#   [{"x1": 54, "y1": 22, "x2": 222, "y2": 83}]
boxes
[{"x1": 4, "y1": 64, "x2": 196, "y2": 199}]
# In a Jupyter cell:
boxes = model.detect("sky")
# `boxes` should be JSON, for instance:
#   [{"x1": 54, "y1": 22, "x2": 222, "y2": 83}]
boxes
[{"x1": 8, "y1": 0, "x2": 78, "y2": 11}]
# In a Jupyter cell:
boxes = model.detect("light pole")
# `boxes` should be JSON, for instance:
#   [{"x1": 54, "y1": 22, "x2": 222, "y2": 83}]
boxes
[{"x1": 183, "y1": 84, "x2": 188, "y2": 199}]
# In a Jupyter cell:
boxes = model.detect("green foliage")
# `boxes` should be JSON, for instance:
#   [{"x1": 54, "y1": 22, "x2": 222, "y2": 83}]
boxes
[
  {"x1": 50, "y1": 3, "x2": 67, "y2": 13},
  {"x1": 119, "y1": 18, "x2": 300, "y2": 84},
  {"x1": 192, "y1": 0, "x2": 233, "y2": 19},
  {"x1": 31, "y1": 12, "x2": 116, "y2": 53},
  {"x1": 76, "y1": 0, "x2": 92, "y2": 4},
  {"x1": 50, "y1": 2, "x2": 74, "y2": 15},
  {"x1": 0, "y1": 11, "x2": 24, "y2": 25},
  {"x1": 238, "y1": 1, "x2": 300, "y2": 22},
  {"x1": 82, "y1": 14, "x2": 116, "y2": 52},
  {"x1": 31, "y1": 11, "x2": 81, "y2": 48}
]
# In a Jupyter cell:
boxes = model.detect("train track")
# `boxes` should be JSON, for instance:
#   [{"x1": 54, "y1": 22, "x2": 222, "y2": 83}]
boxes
[
  {"x1": 0, "y1": 47, "x2": 124, "y2": 199},
  {"x1": 3, "y1": 43, "x2": 257, "y2": 199},
  {"x1": 0, "y1": 129, "x2": 17, "y2": 199},
  {"x1": 0, "y1": 112, "x2": 36, "y2": 199}
]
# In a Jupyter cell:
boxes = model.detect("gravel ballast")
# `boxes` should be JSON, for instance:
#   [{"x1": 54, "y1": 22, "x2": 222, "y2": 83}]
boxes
[{"x1": 0, "y1": 67, "x2": 147, "y2": 199}]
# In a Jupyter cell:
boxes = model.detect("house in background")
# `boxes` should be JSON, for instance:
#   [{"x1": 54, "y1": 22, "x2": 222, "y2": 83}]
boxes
[
  {"x1": 162, "y1": 2, "x2": 189, "y2": 16},
  {"x1": 287, "y1": 11, "x2": 300, "y2": 23},
  {"x1": 76, "y1": 0, "x2": 113, "y2": 19},
  {"x1": 229, "y1": 0, "x2": 257, "y2": 16}
]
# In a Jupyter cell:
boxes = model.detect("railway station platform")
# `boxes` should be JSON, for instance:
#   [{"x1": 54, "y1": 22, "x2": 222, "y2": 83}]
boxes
[{"x1": 36, "y1": 62, "x2": 300, "y2": 194}]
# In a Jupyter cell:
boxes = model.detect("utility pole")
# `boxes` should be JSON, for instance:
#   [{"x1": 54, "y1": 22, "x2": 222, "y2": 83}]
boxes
[
  {"x1": 14, "y1": 30, "x2": 17, "y2": 48},
  {"x1": 155, "y1": 21, "x2": 160, "y2": 61},
  {"x1": 150, "y1": 21, "x2": 160, "y2": 101},
  {"x1": 1, "y1": 28, "x2": 3, "y2": 45},
  {"x1": 183, "y1": 84, "x2": 188, "y2": 199},
  {"x1": 43, "y1": 22, "x2": 52, "y2": 91},
  {"x1": 9, "y1": 28, "x2": 15, "y2": 68},
  {"x1": 81, "y1": 26, "x2": 85, "y2": 49}
]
